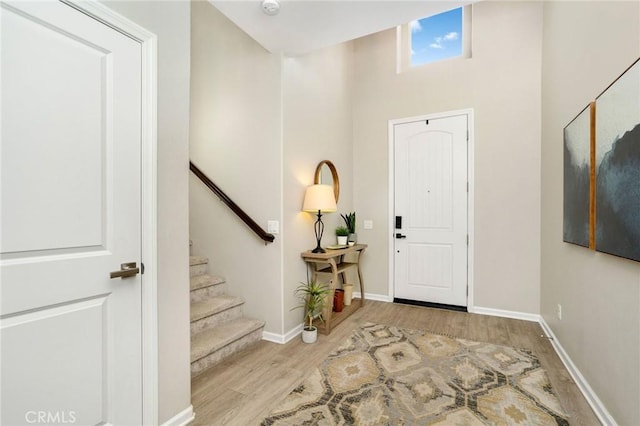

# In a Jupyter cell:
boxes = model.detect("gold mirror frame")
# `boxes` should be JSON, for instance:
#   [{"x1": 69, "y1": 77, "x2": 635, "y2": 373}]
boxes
[{"x1": 314, "y1": 160, "x2": 340, "y2": 203}]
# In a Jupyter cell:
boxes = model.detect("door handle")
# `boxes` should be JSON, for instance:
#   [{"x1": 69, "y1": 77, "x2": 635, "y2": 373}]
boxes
[
  {"x1": 395, "y1": 233, "x2": 407, "y2": 239},
  {"x1": 110, "y1": 262, "x2": 140, "y2": 279}
]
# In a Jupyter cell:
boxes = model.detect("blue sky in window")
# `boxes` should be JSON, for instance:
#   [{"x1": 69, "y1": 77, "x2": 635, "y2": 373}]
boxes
[{"x1": 411, "y1": 7, "x2": 462, "y2": 66}]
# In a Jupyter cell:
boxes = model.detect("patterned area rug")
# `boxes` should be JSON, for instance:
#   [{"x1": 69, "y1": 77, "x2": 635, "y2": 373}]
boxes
[{"x1": 262, "y1": 323, "x2": 569, "y2": 425}]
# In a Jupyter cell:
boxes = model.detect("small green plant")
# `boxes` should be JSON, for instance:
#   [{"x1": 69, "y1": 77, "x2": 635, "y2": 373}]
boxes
[
  {"x1": 292, "y1": 281, "x2": 331, "y2": 330},
  {"x1": 341, "y1": 212, "x2": 356, "y2": 234},
  {"x1": 335, "y1": 226, "x2": 349, "y2": 237}
]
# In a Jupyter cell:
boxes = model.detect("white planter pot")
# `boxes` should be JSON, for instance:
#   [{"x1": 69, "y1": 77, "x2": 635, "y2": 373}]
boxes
[
  {"x1": 337, "y1": 236, "x2": 348, "y2": 245},
  {"x1": 302, "y1": 326, "x2": 318, "y2": 343}
]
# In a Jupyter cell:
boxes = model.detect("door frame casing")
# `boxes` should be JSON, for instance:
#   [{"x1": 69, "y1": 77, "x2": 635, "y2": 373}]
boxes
[
  {"x1": 62, "y1": 1, "x2": 158, "y2": 423},
  {"x1": 388, "y1": 109, "x2": 475, "y2": 310}
]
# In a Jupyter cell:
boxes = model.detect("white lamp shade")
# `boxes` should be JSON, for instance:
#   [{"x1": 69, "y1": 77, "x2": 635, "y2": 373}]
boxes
[{"x1": 302, "y1": 184, "x2": 337, "y2": 212}]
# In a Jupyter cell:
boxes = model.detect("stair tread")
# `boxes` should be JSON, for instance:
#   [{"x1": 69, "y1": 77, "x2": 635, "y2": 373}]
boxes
[
  {"x1": 191, "y1": 296, "x2": 244, "y2": 322},
  {"x1": 191, "y1": 317, "x2": 264, "y2": 362},
  {"x1": 190, "y1": 255, "x2": 209, "y2": 266},
  {"x1": 190, "y1": 274, "x2": 225, "y2": 291}
]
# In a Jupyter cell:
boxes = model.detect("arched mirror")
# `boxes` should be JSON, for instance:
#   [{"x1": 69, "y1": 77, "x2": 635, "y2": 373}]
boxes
[{"x1": 314, "y1": 160, "x2": 340, "y2": 203}]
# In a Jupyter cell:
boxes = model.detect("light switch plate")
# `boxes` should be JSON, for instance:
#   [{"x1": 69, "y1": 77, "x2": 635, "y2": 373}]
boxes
[
  {"x1": 363, "y1": 220, "x2": 373, "y2": 230},
  {"x1": 267, "y1": 220, "x2": 279, "y2": 234}
]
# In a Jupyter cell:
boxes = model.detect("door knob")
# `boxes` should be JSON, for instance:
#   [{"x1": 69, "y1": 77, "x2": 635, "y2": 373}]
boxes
[
  {"x1": 110, "y1": 262, "x2": 140, "y2": 279},
  {"x1": 395, "y1": 233, "x2": 407, "y2": 239}
]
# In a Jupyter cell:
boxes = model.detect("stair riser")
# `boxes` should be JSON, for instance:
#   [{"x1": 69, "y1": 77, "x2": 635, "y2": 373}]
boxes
[
  {"x1": 190, "y1": 284, "x2": 226, "y2": 303},
  {"x1": 191, "y1": 306, "x2": 243, "y2": 336},
  {"x1": 191, "y1": 328, "x2": 263, "y2": 377},
  {"x1": 190, "y1": 263, "x2": 208, "y2": 278}
]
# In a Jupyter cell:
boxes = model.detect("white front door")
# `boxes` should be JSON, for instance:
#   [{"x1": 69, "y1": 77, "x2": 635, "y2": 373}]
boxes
[
  {"x1": 1, "y1": 2, "x2": 143, "y2": 424},
  {"x1": 393, "y1": 114, "x2": 468, "y2": 307}
]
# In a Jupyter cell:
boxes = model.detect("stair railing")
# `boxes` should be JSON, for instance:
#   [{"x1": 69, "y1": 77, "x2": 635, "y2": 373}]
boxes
[{"x1": 190, "y1": 161, "x2": 275, "y2": 244}]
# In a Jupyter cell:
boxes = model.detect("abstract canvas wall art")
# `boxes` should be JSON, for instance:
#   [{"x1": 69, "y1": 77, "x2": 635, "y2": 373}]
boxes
[
  {"x1": 595, "y1": 58, "x2": 640, "y2": 262},
  {"x1": 563, "y1": 103, "x2": 594, "y2": 248}
]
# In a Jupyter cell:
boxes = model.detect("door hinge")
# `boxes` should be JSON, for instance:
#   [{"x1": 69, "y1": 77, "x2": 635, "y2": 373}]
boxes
[
  {"x1": 466, "y1": 235, "x2": 469, "y2": 245},
  {"x1": 466, "y1": 130, "x2": 469, "y2": 141},
  {"x1": 467, "y1": 182, "x2": 469, "y2": 193}
]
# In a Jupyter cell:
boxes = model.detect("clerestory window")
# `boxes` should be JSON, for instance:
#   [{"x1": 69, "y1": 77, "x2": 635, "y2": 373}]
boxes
[{"x1": 397, "y1": 5, "x2": 472, "y2": 72}]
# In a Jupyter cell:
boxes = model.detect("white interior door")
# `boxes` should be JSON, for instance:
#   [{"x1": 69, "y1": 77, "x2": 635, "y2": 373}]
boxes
[
  {"x1": 393, "y1": 114, "x2": 468, "y2": 307},
  {"x1": 1, "y1": 2, "x2": 143, "y2": 424}
]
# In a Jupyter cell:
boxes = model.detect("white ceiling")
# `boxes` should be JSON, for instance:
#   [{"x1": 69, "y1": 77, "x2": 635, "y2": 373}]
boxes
[{"x1": 209, "y1": 0, "x2": 476, "y2": 55}]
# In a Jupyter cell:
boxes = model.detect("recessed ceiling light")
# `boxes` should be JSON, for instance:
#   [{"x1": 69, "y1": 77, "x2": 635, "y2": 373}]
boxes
[{"x1": 261, "y1": 0, "x2": 280, "y2": 16}]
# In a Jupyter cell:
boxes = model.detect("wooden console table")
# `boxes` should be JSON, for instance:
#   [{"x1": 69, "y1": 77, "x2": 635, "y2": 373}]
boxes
[{"x1": 301, "y1": 244, "x2": 367, "y2": 334}]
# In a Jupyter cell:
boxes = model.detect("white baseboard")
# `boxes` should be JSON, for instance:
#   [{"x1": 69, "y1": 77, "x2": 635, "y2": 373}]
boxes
[
  {"x1": 262, "y1": 295, "x2": 391, "y2": 344},
  {"x1": 263, "y1": 324, "x2": 302, "y2": 344},
  {"x1": 470, "y1": 305, "x2": 540, "y2": 322},
  {"x1": 539, "y1": 318, "x2": 616, "y2": 426},
  {"x1": 465, "y1": 306, "x2": 615, "y2": 424},
  {"x1": 162, "y1": 405, "x2": 194, "y2": 426},
  {"x1": 262, "y1": 331, "x2": 285, "y2": 344},
  {"x1": 354, "y1": 292, "x2": 393, "y2": 303}
]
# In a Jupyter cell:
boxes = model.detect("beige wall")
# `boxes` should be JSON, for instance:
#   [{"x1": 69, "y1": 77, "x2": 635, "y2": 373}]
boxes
[
  {"x1": 282, "y1": 44, "x2": 355, "y2": 332},
  {"x1": 352, "y1": 2, "x2": 543, "y2": 313},
  {"x1": 190, "y1": 2, "x2": 283, "y2": 334},
  {"x1": 100, "y1": 1, "x2": 192, "y2": 423},
  {"x1": 190, "y1": 2, "x2": 355, "y2": 336},
  {"x1": 540, "y1": 2, "x2": 640, "y2": 424}
]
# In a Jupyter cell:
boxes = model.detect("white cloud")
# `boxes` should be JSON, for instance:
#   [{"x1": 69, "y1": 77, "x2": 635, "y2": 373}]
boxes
[
  {"x1": 428, "y1": 32, "x2": 459, "y2": 50},
  {"x1": 443, "y1": 32, "x2": 459, "y2": 41},
  {"x1": 410, "y1": 20, "x2": 422, "y2": 33}
]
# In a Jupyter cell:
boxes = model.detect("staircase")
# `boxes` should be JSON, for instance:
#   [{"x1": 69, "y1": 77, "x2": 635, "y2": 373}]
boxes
[{"x1": 190, "y1": 254, "x2": 265, "y2": 377}]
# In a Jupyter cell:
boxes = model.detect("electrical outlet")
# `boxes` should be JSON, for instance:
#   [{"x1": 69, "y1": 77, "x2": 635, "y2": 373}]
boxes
[
  {"x1": 557, "y1": 304, "x2": 562, "y2": 320},
  {"x1": 363, "y1": 220, "x2": 373, "y2": 230}
]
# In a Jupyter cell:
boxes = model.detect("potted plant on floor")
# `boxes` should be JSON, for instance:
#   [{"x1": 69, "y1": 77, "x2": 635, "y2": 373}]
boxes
[
  {"x1": 292, "y1": 280, "x2": 331, "y2": 343},
  {"x1": 335, "y1": 226, "x2": 349, "y2": 246},
  {"x1": 341, "y1": 212, "x2": 357, "y2": 243}
]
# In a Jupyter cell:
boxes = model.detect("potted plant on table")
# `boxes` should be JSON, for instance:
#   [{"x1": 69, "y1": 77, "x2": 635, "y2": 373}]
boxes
[
  {"x1": 292, "y1": 281, "x2": 331, "y2": 343},
  {"x1": 335, "y1": 226, "x2": 349, "y2": 246},
  {"x1": 341, "y1": 212, "x2": 357, "y2": 244}
]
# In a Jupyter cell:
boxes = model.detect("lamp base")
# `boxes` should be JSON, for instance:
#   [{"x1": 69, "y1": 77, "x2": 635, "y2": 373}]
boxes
[{"x1": 311, "y1": 210, "x2": 326, "y2": 253}]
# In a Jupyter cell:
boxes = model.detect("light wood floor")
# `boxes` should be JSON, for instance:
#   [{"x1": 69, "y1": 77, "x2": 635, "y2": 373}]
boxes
[{"x1": 191, "y1": 301, "x2": 599, "y2": 425}]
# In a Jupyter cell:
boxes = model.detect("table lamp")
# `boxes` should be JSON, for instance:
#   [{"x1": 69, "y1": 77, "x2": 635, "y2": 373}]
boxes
[{"x1": 302, "y1": 184, "x2": 337, "y2": 253}]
